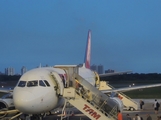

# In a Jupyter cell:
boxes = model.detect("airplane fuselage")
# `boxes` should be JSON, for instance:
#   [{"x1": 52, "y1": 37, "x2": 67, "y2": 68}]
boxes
[{"x1": 13, "y1": 66, "x2": 97, "y2": 114}]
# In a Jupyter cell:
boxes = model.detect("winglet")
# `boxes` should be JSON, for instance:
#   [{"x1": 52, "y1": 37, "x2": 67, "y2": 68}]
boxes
[{"x1": 84, "y1": 30, "x2": 91, "y2": 69}]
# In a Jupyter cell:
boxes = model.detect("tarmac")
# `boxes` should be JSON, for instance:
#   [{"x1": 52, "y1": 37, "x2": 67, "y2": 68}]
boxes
[
  {"x1": 123, "y1": 99, "x2": 161, "y2": 120},
  {"x1": 1, "y1": 99, "x2": 160, "y2": 120},
  {"x1": 43, "y1": 99, "x2": 161, "y2": 120}
]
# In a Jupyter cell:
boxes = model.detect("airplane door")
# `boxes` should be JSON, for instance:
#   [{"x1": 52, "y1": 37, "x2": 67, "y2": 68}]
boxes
[{"x1": 51, "y1": 72, "x2": 64, "y2": 95}]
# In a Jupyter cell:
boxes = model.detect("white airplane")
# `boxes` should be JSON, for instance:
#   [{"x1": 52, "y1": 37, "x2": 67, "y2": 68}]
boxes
[{"x1": 1, "y1": 30, "x2": 161, "y2": 120}]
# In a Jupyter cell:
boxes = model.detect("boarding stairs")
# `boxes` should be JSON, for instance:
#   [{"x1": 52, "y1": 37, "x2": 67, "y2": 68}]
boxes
[
  {"x1": 99, "y1": 81, "x2": 139, "y2": 110},
  {"x1": 63, "y1": 73, "x2": 118, "y2": 120}
]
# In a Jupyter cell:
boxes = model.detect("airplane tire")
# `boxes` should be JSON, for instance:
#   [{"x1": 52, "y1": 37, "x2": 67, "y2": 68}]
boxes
[{"x1": 130, "y1": 107, "x2": 135, "y2": 111}]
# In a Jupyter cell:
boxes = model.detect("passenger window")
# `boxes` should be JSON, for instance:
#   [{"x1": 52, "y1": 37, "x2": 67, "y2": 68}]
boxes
[
  {"x1": 18, "y1": 81, "x2": 26, "y2": 87},
  {"x1": 44, "y1": 80, "x2": 50, "y2": 87},
  {"x1": 27, "y1": 80, "x2": 38, "y2": 87},
  {"x1": 39, "y1": 80, "x2": 46, "y2": 87}
]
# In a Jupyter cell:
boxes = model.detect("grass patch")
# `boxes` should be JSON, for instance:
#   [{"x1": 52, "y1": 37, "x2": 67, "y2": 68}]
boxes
[{"x1": 123, "y1": 86, "x2": 161, "y2": 98}]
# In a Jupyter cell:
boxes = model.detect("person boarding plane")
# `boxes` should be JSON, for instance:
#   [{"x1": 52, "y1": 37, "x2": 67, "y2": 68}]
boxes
[{"x1": 0, "y1": 30, "x2": 161, "y2": 120}]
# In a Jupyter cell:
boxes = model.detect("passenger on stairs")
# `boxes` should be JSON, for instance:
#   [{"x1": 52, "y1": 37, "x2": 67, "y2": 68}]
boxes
[
  {"x1": 78, "y1": 85, "x2": 82, "y2": 95},
  {"x1": 86, "y1": 90, "x2": 93, "y2": 102}
]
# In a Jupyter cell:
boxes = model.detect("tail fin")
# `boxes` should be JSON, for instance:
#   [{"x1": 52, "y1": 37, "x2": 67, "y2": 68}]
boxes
[{"x1": 84, "y1": 30, "x2": 91, "y2": 69}]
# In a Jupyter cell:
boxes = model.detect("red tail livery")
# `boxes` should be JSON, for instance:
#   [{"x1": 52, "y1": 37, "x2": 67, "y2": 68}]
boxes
[{"x1": 84, "y1": 30, "x2": 91, "y2": 69}]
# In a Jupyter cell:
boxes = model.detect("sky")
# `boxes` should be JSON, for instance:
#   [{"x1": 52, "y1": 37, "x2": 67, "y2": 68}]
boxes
[{"x1": 0, "y1": 0, "x2": 161, "y2": 74}]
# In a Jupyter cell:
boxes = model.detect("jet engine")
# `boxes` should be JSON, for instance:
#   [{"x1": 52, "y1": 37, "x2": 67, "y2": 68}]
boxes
[{"x1": 0, "y1": 93, "x2": 14, "y2": 118}]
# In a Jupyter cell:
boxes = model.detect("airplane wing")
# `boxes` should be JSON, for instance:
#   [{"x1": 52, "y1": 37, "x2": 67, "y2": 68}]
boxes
[
  {"x1": 101, "y1": 83, "x2": 161, "y2": 93},
  {"x1": 0, "y1": 88, "x2": 13, "y2": 93},
  {"x1": 99, "y1": 71, "x2": 132, "y2": 77}
]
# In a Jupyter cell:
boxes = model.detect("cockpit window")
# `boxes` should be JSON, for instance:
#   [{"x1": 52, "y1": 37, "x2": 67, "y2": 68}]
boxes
[
  {"x1": 27, "y1": 80, "x2": 38, "y2": 87},
  {"x1": 39, "y1": 80, "x2": 46, "y2": 87},
  {"x1": 18, "y1": 81, "x2": 26, "y2": 87},
  {"x1": 44, "y1": 80, "x2": 50, "y2": 87}
]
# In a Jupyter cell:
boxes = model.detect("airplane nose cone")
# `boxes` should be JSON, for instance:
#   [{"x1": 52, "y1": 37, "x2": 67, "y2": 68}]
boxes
[{"x1": 13, "y1": 90, "x2": 35, "y2": 113}]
